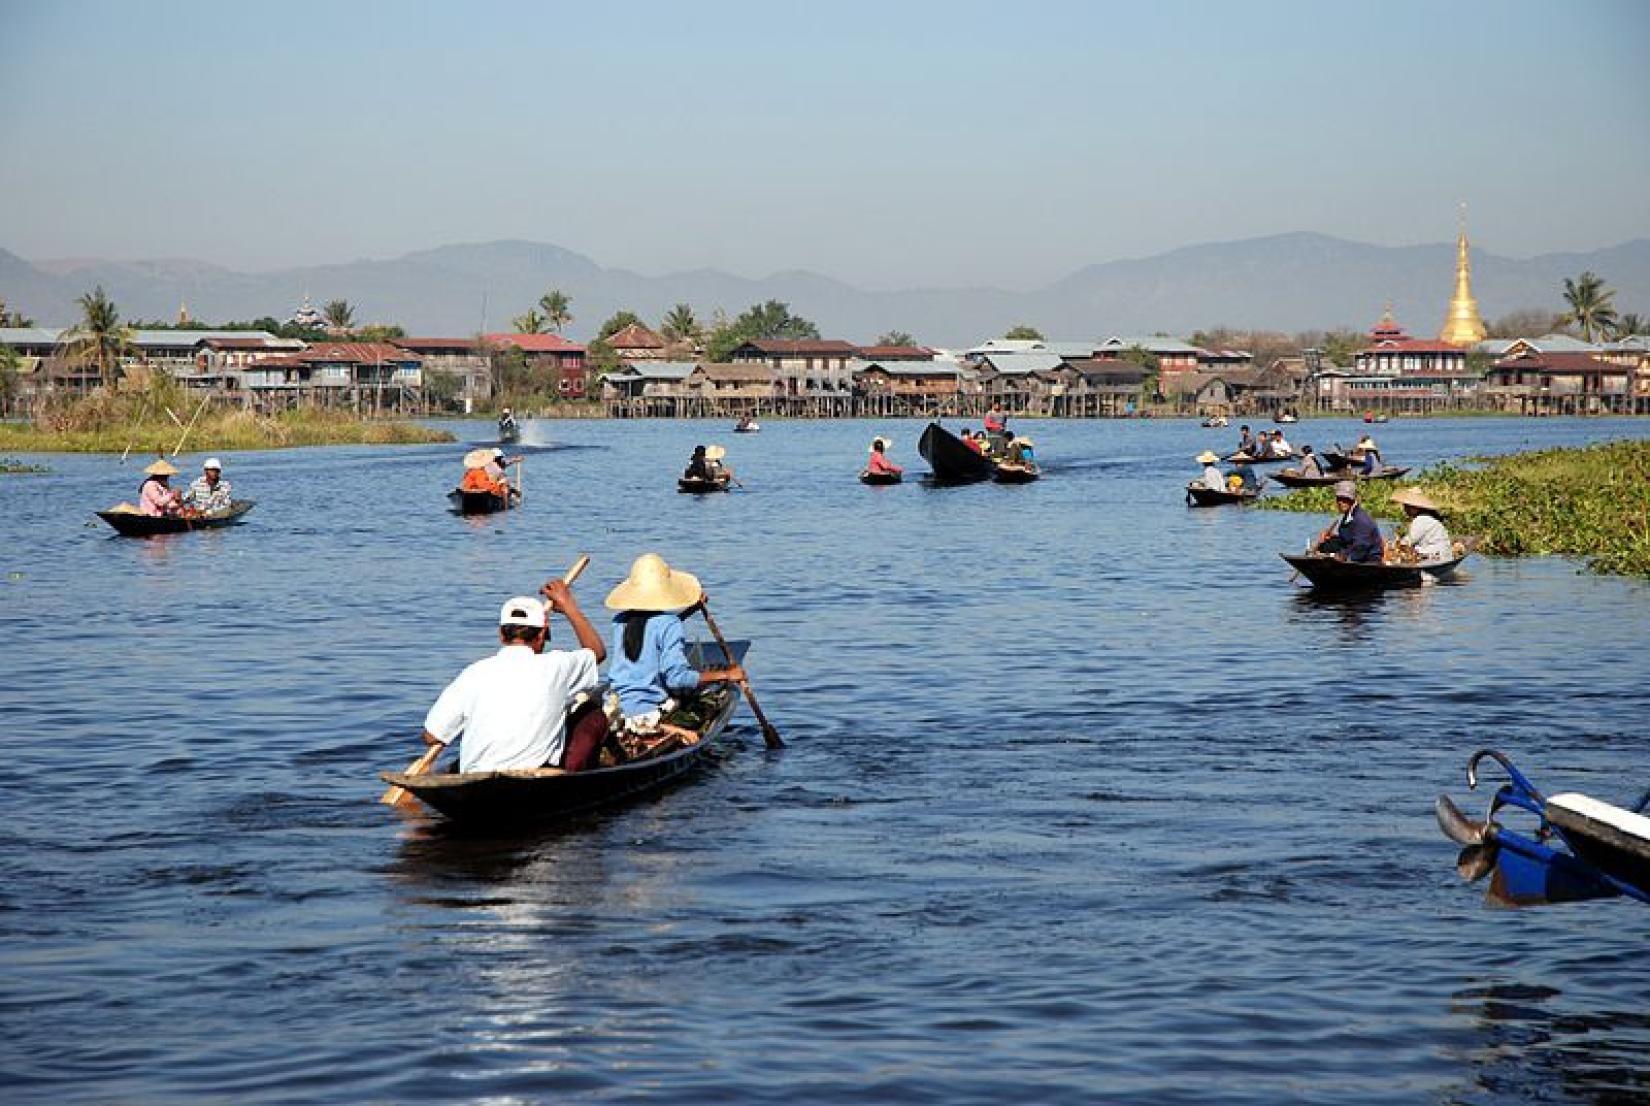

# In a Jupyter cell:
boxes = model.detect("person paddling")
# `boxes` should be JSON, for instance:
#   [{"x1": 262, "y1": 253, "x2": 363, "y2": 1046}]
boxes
[
  {"x1": 1313, "y1": 480, "x2": 1383, "y2": 563},
  {"x1": 137, "y1": 458, "x2": 183, "y2": 517},
  {"x1": 419, "y1": 581, "x2": 607, "y2": 773},
  {"x1": 865, "y1": 436, "x2": 903, "y2": 478}
]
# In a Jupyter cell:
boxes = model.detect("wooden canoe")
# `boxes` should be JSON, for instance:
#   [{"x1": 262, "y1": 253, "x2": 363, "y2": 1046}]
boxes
[
  {"x1": 918, "y1": 421, "x2": 995, "y2": 484},
  {"x1": 447, "y1": 489, "x2": 513, "y2": 515},
  {"x1": 1224, "y1": 450, "x2": 1293, "y2": 465},
  {"x1": 859, "y1": 470, "x2": 903, "y2": 486},
  {"x1": 96, "y1": 499, "x2": 256, "y2": 536},
  {"x1": 1281, "y1": 551, "x2": 1467, "y2": 590},
  {"x1": 1269, "y1": 465, "x2": 1412, "y2": 489},
  {"x1": 993, "y1": 462, "x2": 1040, "y2": 484},
  {"x1": 381, "y1": 684, "x2": 741, "y2": 825},
  {"x1": 678, "y1": 474, "x2": 732, "y2": 494},
  {"x1": 497, "y1": 423, "x2": 521, "y2": 444},
  {"x1": 1186, "y1": 482, "x2": 1259, "y2": 507}
]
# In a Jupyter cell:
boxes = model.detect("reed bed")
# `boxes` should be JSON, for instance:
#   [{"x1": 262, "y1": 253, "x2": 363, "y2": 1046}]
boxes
[{"x1": 1259, "y1": 440, "x2": 1650, "y2": 577}]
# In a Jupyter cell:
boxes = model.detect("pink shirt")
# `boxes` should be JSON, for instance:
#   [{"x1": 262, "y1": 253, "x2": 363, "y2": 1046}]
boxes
[
  {"x1": 139, "y1": 479, "x2": 179, "y2": 517},
  {"x1": 867, "y1": 452, "x2": 902, "y2": 475}
]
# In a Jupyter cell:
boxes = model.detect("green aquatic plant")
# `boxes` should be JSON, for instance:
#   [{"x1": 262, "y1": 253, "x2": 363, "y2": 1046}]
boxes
[
  {"x1": 1259, "y1": 441, "x2": 1650, "y2": 577},
  {"x1": 1, "y1": 457, "x2": 48, "y2": 474}
]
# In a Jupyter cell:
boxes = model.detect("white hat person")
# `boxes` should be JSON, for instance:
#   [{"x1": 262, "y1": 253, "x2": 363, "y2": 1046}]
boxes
[
  {"x1": 203, "y1": 457, "x2": 223, "y2": 472},
  {"x1": 605, "y1": 553, "x2": 703, "y2": 612},
  {"x1": 498, "y1": 595, "x2": 547, "y2": 629}
]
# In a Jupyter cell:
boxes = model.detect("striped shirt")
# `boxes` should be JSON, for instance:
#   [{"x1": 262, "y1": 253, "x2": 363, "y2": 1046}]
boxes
[{"x1": 184, "y1": 475, "x2": 233, "y2": 514}]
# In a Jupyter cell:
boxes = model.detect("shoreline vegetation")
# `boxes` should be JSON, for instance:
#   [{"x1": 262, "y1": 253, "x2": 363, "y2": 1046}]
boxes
[
  {"x1": 1258, "y1": 440, "x2": 1650, "y2": 578},
  {"x1": 0, "y1": 377, "x2": 452, "y2": 454}
]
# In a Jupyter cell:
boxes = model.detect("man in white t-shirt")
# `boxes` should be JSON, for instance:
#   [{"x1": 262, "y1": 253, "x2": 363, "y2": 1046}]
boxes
[{"x1": 421, "y1": 580, "x2": 607, "y2": 772}]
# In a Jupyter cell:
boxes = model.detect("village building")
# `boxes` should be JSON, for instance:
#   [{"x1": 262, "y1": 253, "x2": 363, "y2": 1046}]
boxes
[
  {"x1": 605, "y1": 322, "x2": 670, "y2": 361},
  {"x1": 1094, "y1": 336, "x2": 1204, "y2": 375},
  {"x1": 728, "y1": 338, "x2": 859, "y2": 411},
  {"x1": 243, "y1": 342, "x2": 423, "y2": 412},
  {"x1": 392, "y1": 338, "x2": 492, "y2": 411},
  {"x1": 850, "y1": 355, "x2": 971, "y2": 415},
  {"x1": 971, "y1": 351, "x2": 1069, "y2": 414},
  {"x1": 1483, "y1": 351, "x2": 1640, "y2": 415},
  {"x1": 1057, "y1": 359, "x2": 1148, "y2": 417},
  {"x1": 683, "y1": 363, "x2": 776, "y2": 414},
  {"x1": 601, "y1": 361, "x2": 699, "y2": 416},
  {"x1": 482, "y1": 332, "x2": 590, "y2": 398}
]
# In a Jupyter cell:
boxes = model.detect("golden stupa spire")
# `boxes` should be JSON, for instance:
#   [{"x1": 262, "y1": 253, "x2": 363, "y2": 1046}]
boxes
[{"x1": 1439, "y1": 202, "x2": 1486, "y2": 345}]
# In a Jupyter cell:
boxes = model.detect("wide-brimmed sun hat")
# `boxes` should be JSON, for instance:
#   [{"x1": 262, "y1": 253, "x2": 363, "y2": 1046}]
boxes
[
  {"x1": 705, "y1": 445, "x2": 727, "y2": 461},
  {"x1": 1016, "y1": 437, "x2": 1035, "y2": 448},
  {"x1": 605, "y1": 553, "x2": 703, "y2": 612},
  {"x1": 1392, "y1": 488, "x2": 1441, "y2": 513},
  {"x1": 1332, "y1": 480, "x2": 1358, "y2": 500},
  {"x1": 1195, "y1": 450, "x2": 1220, "y2": 464},
  {"x1": 463, "y1": 448, "x2": 494, "y2": 469},
  {"x1": 143, "y1": 459, "x2": 179, "y2": 477}
]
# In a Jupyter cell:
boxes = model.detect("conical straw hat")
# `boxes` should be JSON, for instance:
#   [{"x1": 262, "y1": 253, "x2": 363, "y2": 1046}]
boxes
[
  {"x1": 1391, "y1": 488, "x2": 1442, "y2": 513},
  {"x1": 143, "y1": 458, "x2": 179, "y2": 477},
  {"x1": 1195, "y1": 450, "x2": 1220, "y2": 464},
  {"x1": 462, "y1": 448, "x2": 494, "y2": 469},
  {"x1": 705, "y1": 444, "x2": 727, "y2": 461},
  {"x1": 605, "y1": 553, "x2": 703, "y2": 612}
]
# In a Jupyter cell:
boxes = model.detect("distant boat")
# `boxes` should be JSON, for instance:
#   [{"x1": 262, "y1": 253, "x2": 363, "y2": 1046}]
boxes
[
  {"x1": 1270, "y1": 465, "x2": 1411, "y2": 488},
  {"x1": 1186, "y1": 482, "x2": 1259, "y2": 507},
  {"x1": 733, "y1": 418, "x2": 760, "y2": 433},
  {"x1": 1363, "y1": 412, "x2": 1390, "y2": 424},
  {"x1": 498, "y1": 421, "x2": 521, "y2": 444},
  {"x1": 1275, "y1": 412, "x2": 1299, "y2": 424},
  {"x1": 918, "y1": 422, "x2": 995, "y2": 485},
  {"x1": 1201, "y1": 415, "x2": 1229, "y2": 428}
]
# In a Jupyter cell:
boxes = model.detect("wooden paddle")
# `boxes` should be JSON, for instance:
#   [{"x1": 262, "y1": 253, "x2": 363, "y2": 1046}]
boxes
[
  {"x1": 378, "y1": 552, "x2": 592, "y2": 807},
  {"x1": 698, "y1": 600, "x2": 783, "y2": 750}
]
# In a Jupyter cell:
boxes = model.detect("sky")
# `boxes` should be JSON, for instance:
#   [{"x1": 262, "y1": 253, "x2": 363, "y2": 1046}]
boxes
[{"x1": 2, "y1": 0, "x2": 1647, "y2": 289}]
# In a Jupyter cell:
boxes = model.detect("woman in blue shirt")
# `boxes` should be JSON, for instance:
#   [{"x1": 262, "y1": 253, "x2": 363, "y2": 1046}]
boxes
[{"x1": 605, "y1": 554, "x2": 745, "y2": 735}]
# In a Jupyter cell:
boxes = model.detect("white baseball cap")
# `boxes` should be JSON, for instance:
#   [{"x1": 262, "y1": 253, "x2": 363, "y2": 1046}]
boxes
[
  {"x1": 203, "y1": 457, "x2": 222, "y2": 471},
  {"x1": 498, "y1": 596, "x2": 547, "y2": 628}
]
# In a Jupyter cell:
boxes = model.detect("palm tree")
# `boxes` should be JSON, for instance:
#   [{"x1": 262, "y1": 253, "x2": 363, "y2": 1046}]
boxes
[
  {"x1": 1612, "y1": 312, "x2": 1645, "y2": 340},
  {"x1": 323, "y1": 299, "x2": 357, "y2": 333},
  {"x1": 62, "y1": 285, "x2": 133, "y2": 388},
  {"x1": 512, "y1": 309, "x2": 547, "y2": 334},
  {"x1": 1559, "y1": 272, "x2": 1618, "y2": 343},
  {"x1": 661, "y1": 303, "x2": 700, "y2": 345},
  {"x1": 0, "y1": 297, "x2": 34, "y2": 327},
  {"x1": 538, "y1": 290, "x2": 572, "y2": 333}
]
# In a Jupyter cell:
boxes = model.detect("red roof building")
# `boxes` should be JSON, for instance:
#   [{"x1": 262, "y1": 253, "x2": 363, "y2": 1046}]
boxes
[
  {"x1": 481, "y1": 333, "x2": 589, "y2": 398},
  {"x1": 1354, "y1": 308, "x2": 1468, "y2": 376},
  {"x1": 605, "y1": 322, "x2": 668, "y2": 360}
]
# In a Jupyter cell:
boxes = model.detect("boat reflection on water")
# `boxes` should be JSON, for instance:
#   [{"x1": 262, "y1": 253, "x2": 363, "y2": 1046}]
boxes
[
  {"x1": 1286, "y1": 583, "x2": 1445, "y2": 636},
  {"x1": 1447, "y1": 980, "x2": 1650, "y2": 1103}
]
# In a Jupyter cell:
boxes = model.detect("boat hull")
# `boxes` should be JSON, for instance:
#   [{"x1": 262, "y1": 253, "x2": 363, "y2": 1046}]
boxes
[
  {"x1": 678, "y1": 475, "x2": 732, "y2": 494},
  {"x1": 447, "y1": 489, "x2": 513, "y2": 515},
  {"x1": 96, "y1": 500, "x2": 255, "y2": 536},
  {"x1": 1270, "y1": 465, "x2": 1411, "y2": 489},
  {"x1": 918, "y1": 422, "x2": 995, "y2": 484},
  {"x1": 993, "y1": 464, "x2": 1040, "y2": 484},
  {"x1": 859, "y1": 471, "x2": 902, "y2": 486},
  {"x1": 383, "y1": 687, "x2": 740, "y2": 825},
  {"x1": 1186, "y1": 483, "x2": 1257, "y2": 507},
  {"x1": 1282, "y1": 552, "x2": 1465, "y2": 589}
]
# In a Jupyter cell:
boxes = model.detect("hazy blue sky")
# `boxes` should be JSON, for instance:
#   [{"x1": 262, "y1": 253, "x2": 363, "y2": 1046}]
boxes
[{"x1": 3, "y1": 0, "x2": 1646, "y2": 288}]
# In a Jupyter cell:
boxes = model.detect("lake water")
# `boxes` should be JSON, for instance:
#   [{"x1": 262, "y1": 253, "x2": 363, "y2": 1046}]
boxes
[{"x1": 3, "y1": 415, "x2": 1648, "y2": 1105}]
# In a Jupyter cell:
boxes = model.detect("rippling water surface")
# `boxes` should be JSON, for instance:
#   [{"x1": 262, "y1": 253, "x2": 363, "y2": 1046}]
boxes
[{"x1": 3, "y1": 416, "x2": 1648, "y2": 1104}]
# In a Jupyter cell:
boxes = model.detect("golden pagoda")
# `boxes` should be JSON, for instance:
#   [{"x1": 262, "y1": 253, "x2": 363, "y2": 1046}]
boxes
[{"x1": 1439, "y1": 204, "x2": 1487, "y2": 345}]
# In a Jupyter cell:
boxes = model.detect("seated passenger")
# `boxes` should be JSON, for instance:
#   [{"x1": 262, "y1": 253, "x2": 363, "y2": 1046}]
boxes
[
  {"x1": 1313, "y1": 480, "x2": 1383, "y2": 563},
  {"x1": 182, "y1": 457, "x2": 233, "y2": 514},
  {"x1": 138, "y1": 459, "x2": 183, "y2": 517},
  {"x1": 1271, "y1": 430, "x2": 1292, "y2": 456},
  {"x1": 1296, "y1": 446, "x2": 1322, "y2": 478},
  {"x1": 865, "y1": 436, "x2": 903, "y2": 476},
  {"x1": 605, "y1": 554, "x2": 746, "y2": 739},
  {"x1": 460, "y1": 448, "x2": 511, "y2": 496},
  {"x1": 1391, "y1": 488, "x2": 1453, "y2": 563},
  {"x1": 684, "y1": 445, "x2": 713, "y2": 481},
  {"x1": 1196, "y1": 450, "x2": 1226, "y2": 491},
  {"x1": 704, "y1": 444, "x2": 732, "y2": 481}
]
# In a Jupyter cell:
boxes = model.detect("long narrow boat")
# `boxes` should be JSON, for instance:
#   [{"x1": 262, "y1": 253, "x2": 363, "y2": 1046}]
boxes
[
  {"x1": 497, "y1": 423, "x2": 521, "y2": 445},
  {"x1": 1269, "y1": 465, "x2": 1412, "y2": 489},
  {"x1": 918, "y1": 422, "x2": 996, "y2": 485},
  {"x1": 859, "y1": 470, "x2": 902, "y2": 486},
  {"x1": 1224, "y1": 450, "x2": 1294, "y2": 465},
  {"x1": 1436, "y1": 749, "x2": 1650, "y2": 907},
  {"x1": 678, "y1": 474, "x2": 732, "y2": 494},
  {"x1": 96, "y1": 500, "x2": 256, "y2": 536},
  {"x1": 447, "y1": 489, "x2": 513, "y2": 515},
  {"x1": 1186, "y1": 482, "x2": 1258, "y2": 507},
  {"x1": 382, "y1": 684, "x2": 742, "y2": 826},
  {"x1": 1281, "y1": 551, "x2": 1466, "y2": 589}
]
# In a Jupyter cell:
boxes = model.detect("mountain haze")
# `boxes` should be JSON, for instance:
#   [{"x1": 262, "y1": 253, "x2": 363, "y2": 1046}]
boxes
[{"x1": 5, "y1": 235, "x2": 1648, "y2": 345}]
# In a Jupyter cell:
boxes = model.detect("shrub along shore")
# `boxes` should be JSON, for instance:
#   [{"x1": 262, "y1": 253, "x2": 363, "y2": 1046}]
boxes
[
  {"x1": 0, "y1": 380, "x2": 452, "y2": 454},
  {"x1": 1259, "y1": 439, "x2": 1650, "y2": 578}
]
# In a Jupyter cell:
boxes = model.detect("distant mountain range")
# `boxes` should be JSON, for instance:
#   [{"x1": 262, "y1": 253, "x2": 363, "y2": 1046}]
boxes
[{"x1": 4, "y1": 233, "x2": 1647, "y2": 346}]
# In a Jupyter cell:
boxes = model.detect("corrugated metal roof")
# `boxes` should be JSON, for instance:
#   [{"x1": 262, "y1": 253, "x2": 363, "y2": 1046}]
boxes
[
  {"x1": 0, "y1": 327, "x2": 65, "y2": 345},
  {"x1": 1097, "y1": 335, "x2": 1204, "y2": 355},
  {"x1": 618, "y1": 360, "x2": 697, "y2": 380},
  {"x1": 975, "y1": 352, "x2": 1067, "y2": 375}
]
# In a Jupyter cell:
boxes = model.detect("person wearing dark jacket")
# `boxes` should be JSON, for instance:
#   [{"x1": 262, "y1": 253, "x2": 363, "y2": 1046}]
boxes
[{"x1": 1314, "y1": 480, "x2": 1383, "y2": 563}]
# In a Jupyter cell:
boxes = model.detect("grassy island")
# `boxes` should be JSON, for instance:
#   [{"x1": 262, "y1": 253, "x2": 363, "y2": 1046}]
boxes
[
  {"x1": 1259, "y1": 440, "x2": 1650, "y2": 578},
  {"x1": 1, "y1": 458, "x2": 49, "y2": 474},
  {"x1": 0, "y1": 379, "x2": 452, "y2": 454}
]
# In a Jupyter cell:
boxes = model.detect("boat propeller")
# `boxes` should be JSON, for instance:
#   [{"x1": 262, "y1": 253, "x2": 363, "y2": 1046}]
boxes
[{"x1": 1436, "y1": 748, "x2": 1548, "y2": 885}]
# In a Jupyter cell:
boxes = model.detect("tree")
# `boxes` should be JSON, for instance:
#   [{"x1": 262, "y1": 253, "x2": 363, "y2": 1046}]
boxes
[
  {"x1": 1486, "y1": 308, "x2": 1563, "y2": 339},
  {"x1": 596, "y1": 310, "x2": 643, "y2": 341},
  {"x1": 512, "y1": 309, "x2": 547, "y2": 334},
  {"x1": 704, "y1": 300, "x2": 821, "y2": 361},
  {"x1": 1118, "y1": 344, "x2": 1161, "y2": 399},
  {"x1": 1612, "y1": 312, "x2": 1645, "y2": 339},
  {"x1": 0, "y1": 344, "x2": 20, "y2": 415},
  {"x1": 1559, "y1": 271, "x2": 1618, "y2": 343},
  {"x1": 323, "y1": 299, "x2": 357, "y2": 332},
  {"x1": 62, "y1": 285, "x2": 133, "y2": 387},
  {"x1": 0, "y1": 298, "x2": 34, "y2": 327},
  {"x1": 877, "y1": 330, "x2": 916, "y2": 347},
  {"x1": 1004, "y1": 325, "x2": 1043, "y2": 341},
  {"x1": 538, "y1": 290, "x2": 573, "y2": 333},
  {"x1": 661, "y1": 303, "x2": 701, "y2": 346}
]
